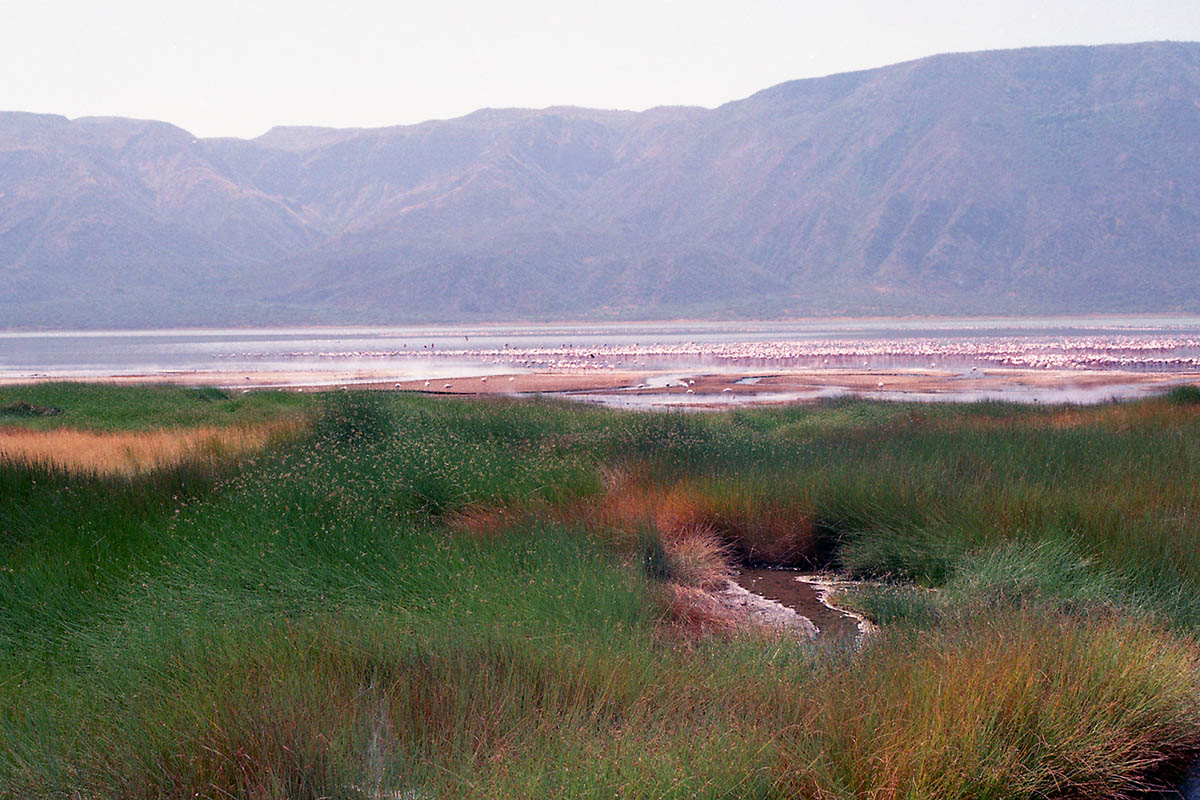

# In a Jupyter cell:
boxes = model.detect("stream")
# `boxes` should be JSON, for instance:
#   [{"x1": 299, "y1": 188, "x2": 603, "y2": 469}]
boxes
[{"x1": 733, "y1": 568, "x2": 866, "y2": 642}]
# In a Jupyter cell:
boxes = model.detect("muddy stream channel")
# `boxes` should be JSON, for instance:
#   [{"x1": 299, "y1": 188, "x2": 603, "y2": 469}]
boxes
[{"x1": 733, "y1": 568, "x2": 868, "y2": 642}]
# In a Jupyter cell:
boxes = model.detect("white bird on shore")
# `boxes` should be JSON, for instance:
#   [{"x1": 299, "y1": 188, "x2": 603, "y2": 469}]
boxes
[
  {"x1": 443, "y1": 383, "x2": 452, "y2": 389},
  {"x1": 480, "y1": 376, "x2": 488, "y2": 383}
]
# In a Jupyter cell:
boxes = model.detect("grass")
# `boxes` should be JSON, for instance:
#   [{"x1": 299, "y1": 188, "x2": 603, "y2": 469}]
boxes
[
  {"x1": 0, "y1": 382, "x2": 313, "y2": 431},
  {"x1": 1166, "y1": 383, "x2": 1200, "y2": 405},
  {"x1": 0, "y1": 420, "x2": 305, "y2": 475},
  {"x1": 2, "y1": 387, "x2": 1200, "y2": 798}
]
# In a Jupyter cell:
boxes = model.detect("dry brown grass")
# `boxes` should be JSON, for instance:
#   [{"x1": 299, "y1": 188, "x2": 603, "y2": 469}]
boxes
[
  {"x1": 664, "y1": 525, "x2": 732, "y2": 590},
  {"x1": 655, "y1": 583, "x2": 741, "y2": 636},
  {"x1": 589, "y1": 468, "x2": 819, "y2": 567},
  {"x1": 0, "y1": 419, "x2": 305, "y2": 475}
]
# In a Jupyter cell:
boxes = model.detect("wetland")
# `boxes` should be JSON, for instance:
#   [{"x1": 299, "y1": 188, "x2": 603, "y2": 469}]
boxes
[{"x1": 2, "y1": 379, "x2": 1200, "y2": 798}]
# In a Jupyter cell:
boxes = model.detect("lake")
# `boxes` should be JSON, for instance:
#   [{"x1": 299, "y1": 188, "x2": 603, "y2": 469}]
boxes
[{"x1": 3, "y1": 316, "x2": 1200, "y2": 405}]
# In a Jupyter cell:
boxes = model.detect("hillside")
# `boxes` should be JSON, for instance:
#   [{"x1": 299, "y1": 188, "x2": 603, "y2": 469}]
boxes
[{"x1": 2, "y1": 41, "x2": 1199, "y2": 328}]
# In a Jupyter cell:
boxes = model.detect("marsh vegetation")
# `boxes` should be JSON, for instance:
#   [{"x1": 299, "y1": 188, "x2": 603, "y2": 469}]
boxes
[{"x1": 2, "y1": 383, "x2": 1199, "y2": 798}]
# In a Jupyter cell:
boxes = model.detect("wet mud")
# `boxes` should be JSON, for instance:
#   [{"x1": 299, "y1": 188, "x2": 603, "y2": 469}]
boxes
[{"x1": 734, "y1": 568, "x2": 864, "y2": 641}]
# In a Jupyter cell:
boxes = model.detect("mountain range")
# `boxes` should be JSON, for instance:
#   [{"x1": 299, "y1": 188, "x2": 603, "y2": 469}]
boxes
[{"x1": 2, "y1": 41, "x2": 1199, "y2": 329}]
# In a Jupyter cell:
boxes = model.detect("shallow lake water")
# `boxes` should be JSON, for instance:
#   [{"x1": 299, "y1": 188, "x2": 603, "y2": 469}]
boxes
[{"x1": 3, "y1": 317, "x2": 1200, "y2": 405}]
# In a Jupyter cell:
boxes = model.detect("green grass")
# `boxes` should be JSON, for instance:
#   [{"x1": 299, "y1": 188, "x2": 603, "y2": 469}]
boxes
[
  {"x1": 2, "y1": 387, "x2": 1200, "y2": 798},
  {"x1": 0, "y1": 382, "x2": 313, "y2": 431},
  {"x1": 1165, "y1": 383, "x2": 1200, "y2": 405}
]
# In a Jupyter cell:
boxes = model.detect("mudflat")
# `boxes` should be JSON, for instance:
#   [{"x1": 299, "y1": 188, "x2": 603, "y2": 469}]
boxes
[{"x1": 5, "y1": 366, "x2": 1197, "y2": 407}]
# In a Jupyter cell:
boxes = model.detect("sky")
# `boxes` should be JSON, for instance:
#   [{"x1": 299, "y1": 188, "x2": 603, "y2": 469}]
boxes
[{"x1": 3, "y1": 0, "x2": 1199, "y2": 139}]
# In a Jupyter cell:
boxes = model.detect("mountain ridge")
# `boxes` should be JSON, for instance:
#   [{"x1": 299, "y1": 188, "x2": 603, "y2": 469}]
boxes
[{"x1": 2, "y1": 41, "x2": 1199, "y2": 329}]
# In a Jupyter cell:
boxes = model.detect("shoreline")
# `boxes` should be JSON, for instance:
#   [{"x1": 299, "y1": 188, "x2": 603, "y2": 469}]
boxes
[{"x1": 4, "y1": 367, "x2": 1197, "y2": 408}]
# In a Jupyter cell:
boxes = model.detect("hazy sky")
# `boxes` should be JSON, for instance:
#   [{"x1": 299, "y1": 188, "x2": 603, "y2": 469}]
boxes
[{"x1": 3, "y1": 0, "x2": 1199, "y2": 139}]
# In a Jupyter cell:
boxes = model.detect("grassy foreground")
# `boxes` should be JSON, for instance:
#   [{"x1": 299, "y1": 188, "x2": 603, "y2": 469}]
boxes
[
  {"x1": 2, "y1": 383, "x2": 1200, "y2": 798},
  {"x1": 0, "y1": 383, "x2": 311, "y2": 475}
]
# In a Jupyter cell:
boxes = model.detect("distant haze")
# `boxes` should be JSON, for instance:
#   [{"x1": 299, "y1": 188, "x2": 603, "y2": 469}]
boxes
[
  {"x1": 3, "y1": 42, "x2": 1199, "y2": 329},
  {"x1": 1, "y1": 0, "x2": 1199, "y2": 138}
]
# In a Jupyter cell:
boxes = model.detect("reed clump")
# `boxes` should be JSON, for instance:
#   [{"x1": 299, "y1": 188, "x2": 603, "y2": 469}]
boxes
[
  {"x1": 1165, "y1": 383, "x2": 1200, "y2": 405},
  {"x1": 591, "y1": 468, "x2": 820, "y2": 568}
]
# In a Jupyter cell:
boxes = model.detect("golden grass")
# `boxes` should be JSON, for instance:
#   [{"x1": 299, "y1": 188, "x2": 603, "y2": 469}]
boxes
[
  {"x1": 589, "y1": 468, "x2": 818, "y2": 566},
  {"x1": 664, "y1": 525, "x2": 732, "y2": 590},
  {"x1": 0, "y1": 419, "x2": 305, "y2": 475},
  {"x1": 781, "y1": 611, "x2": 1200, "y2": 799},
  {"x1": 656, "y1": 583, "x2": 742, "y2": 636}
]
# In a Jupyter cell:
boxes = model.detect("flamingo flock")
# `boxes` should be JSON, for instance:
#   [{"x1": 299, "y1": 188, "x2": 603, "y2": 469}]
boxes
[{"x1": 229, "y1": 334, "x2": 1200, "y2": 373}]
